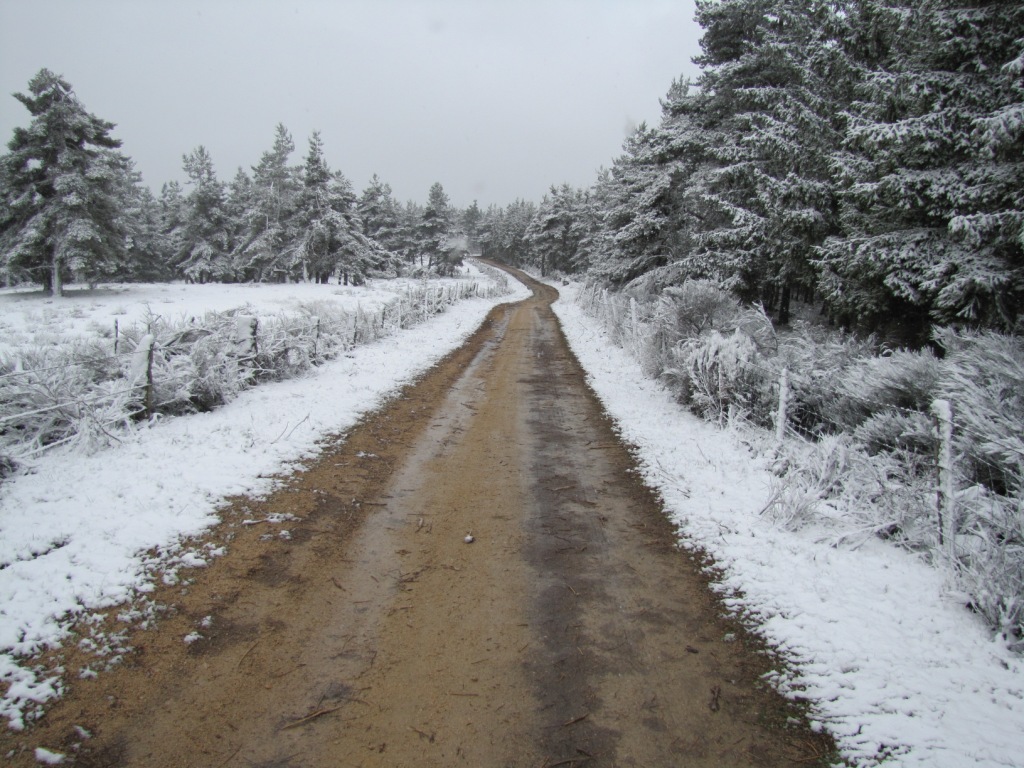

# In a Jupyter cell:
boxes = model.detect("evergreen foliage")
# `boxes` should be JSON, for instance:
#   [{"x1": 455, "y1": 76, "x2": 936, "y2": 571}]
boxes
[
  {"x1": 177, "y1": 145, "x2": 231, "y2": 282},
  {"x1": 0, "y1": 69, "x2": 135, "y2": 294},
  {"x1": 293, "y1": 132, "x2": 385, "y2": 285},
  {"x1": 569, "y1": 0, "x2": 1024, "y2": 344}
]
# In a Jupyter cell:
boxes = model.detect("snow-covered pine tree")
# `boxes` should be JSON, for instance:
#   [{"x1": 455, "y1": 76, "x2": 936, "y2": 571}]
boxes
[
  {"x1": 818, "y1": 0, "x2": 1024, "y2": 340},
  {"x1": 420, "y1": 182, "x2": 458, "y2": 275},
  {"x1": 293, "y1": 131, "x2": 384, "y2": 285},
  {"x1": 120, "y1": 170, "x2": 172, "y2": 282},
  {"x1": 358, "y1": 174, "x2": 404, "y2": 256},
  {"x1": 223, "y1": 167, "x2": 253, "y2": 276},
  {"x1": 399, "y1": 201, "x2": 425, "y2": 269},
  {"x1": 527, "y1": 184, "x2": 592, "y2": 276},
  {"x1": 233, "y1": 124, "x2": 301, "y2": 281},
  {"x1": 461, "y1": 200, "x2": 482, "y2": 253},
  {"x1": 177, "y1": 145, "x2": 232, "y2": 282},
  {"x1": 0, "y1": 69, "x2": 134, "y2": 294},
  {"x1": 592, "y1": 79, "x2": 705, "y2": 290},
  {"x1": 478, "y1": 200, "x2": 537, "y2": 267},
  {"x1": 687, "y1": 0, "x2": 843, "y2": 323},
  {"x1": 158, "y1": 180, "x2": 187, "y2": 277}
]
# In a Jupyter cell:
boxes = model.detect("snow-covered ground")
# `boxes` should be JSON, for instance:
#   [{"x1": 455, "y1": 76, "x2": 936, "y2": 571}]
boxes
[
  {"x1": 0, "y1": 272, "x2": 484, "y2": 356},
  {"x1": 0, "y1": 266, "x2": 530, "y2": 731},
  {"x1": 551, "y1": 281, "x2": 1024, "y2": 768}
]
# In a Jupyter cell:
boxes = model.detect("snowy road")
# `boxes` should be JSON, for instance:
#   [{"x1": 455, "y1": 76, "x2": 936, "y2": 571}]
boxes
[{"x1": 5, "y1": 268, "x2": 832, "y2": 766}]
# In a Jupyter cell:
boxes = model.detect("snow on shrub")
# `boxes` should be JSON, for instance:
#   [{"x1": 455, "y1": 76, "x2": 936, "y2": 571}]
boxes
[
  {"x1": 0, "y1": 276, "x2": 511, "y2": 466},
  {"x1": 576, "y1": 280, "x2": 1024, "y2": 648}
]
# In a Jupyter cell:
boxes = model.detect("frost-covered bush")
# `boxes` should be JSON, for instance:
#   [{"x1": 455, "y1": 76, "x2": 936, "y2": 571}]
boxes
[
  {"x1": 936, "y1": 329, "x2": 1024, "y2": 495},
  {"x1": 0, "y1": 341, "x2": 127, "y2": 453},
  {"x1": 767, "y1": 435, "x2": 937, "y2": 546},
  {"x1": 773, "y1": 326, "x2": 874, "y2": 438},
  {"x1": 577, "y1": 280, "x2": 1024, "y2": 647},
  {"x1": 0, "y1": 276, "x2": 509, "y2": 466},
  {"x1": 684, "y1": 329, "x2": 764, "y2": 422}
]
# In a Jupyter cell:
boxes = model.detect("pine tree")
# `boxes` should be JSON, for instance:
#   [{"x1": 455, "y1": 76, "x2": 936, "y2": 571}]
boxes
[
  {"x1": 0, "y1": 69, "x2": 133, "y2": 294},
  {"x1": 293, "y1": 132, "x2": 383, "y2": 285},
  {"x1": 233, "y1": 124, "x2": 300, "y2": 281},
  {"x1": 224, "y1": 167, "x2": 254, "y2": 276},
  {"x1": 420, "y1": 182, "x2": 459, "y2": 274},
  {"x1": 177, "y1": 145, "x2": 231, "y2": 282},
  {"x1": 358, "y1": 174, "x2": 404, "y2": 256},
  {"x1": 527, "y1": 184, "x2": 591, "y2": 275},
  {"x1": 818, "y1": 0, "x2": 1024, "y2": 338},
  {"x1": 121, "y1": 173, "x2": 171, "y2": 282},
  {"x1": 461, "y1": 200, "x2": 482, "y2": 253},
  {"x1": 687, "y1": 0, "x2": 843, "y2": 323}
]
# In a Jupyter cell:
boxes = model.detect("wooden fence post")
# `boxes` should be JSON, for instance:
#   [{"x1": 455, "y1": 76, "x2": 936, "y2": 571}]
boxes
[
  {"x1": 775, "y1": 367, "x2": 790, "y2": 445},
  {"x1": 931, "y1": 398, "x2": 956, "y2": 563},
  {"x1": 131, "y1": 334, "x2": 155, "y2": 418}
]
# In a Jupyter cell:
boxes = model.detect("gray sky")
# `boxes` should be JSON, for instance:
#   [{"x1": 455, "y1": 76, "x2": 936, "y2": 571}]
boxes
[{"x1": 0, "y1": 0, "x2": 703, "y2": 209}]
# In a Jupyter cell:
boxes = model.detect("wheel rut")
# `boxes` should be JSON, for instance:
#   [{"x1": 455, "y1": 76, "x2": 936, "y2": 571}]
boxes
[{"x1": 3, "y1": 266, "x2": 835, "y2": 767}]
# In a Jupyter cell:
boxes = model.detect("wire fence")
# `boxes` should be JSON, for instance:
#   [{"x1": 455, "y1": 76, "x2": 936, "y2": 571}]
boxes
[
  {"x1": 575, "y1": 281, "x2": 1024, "y2": 648},
  {"x1": 0, "y1": 274, "x2": 512, "y2": 465}
]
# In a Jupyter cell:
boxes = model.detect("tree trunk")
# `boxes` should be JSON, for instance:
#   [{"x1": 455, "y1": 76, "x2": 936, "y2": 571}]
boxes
[
  {"x1": 778, "y1": 283, "x2": 792, "y2": 326},
  {"x1": 52, "y1": 251, "x2": 63, "y2": 297}
]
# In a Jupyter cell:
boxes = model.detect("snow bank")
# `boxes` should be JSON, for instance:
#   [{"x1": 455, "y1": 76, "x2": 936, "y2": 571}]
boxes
[{"x1": 552, "y1": 282, "x2": 1024, "y2": 768}]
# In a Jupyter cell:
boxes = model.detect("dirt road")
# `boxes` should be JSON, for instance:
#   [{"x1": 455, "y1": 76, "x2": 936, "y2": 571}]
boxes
[{"x1": 4, "y1": 268, "x2": 833, "y2": 766}]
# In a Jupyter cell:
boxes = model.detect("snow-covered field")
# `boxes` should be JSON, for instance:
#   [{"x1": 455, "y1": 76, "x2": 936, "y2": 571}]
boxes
[
  {"x1": 0, "y1": 265, "x2": 530, "y2": 731},
  {"x1": 552, "y1": 281, "x2": 1024, "y2": 768},
  {"x1": 0, "y1": 272, "x2": 481, "y2": 356},
  {"x1": 3, "y1": 270, "x2": 1022, "y2": 766}
]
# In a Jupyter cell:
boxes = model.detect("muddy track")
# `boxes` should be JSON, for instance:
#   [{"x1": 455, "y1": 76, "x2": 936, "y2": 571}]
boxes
[{"x1": 3, "y1": 267, "x2": 834, "y2": 766}]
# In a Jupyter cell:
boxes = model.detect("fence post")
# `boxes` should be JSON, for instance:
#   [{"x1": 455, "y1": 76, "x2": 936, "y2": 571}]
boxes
[
  {"x1": 114, "y1": 318, "x2": 119, "y2": 356},
  {"x1": 235, "y1": 316, "x2": 259, "y2": 357},
  {"x1": 145, "y1": 338, "x2": 154, "y2": 417},
  {"x1": 931, "y1": 398, "x2": 956, "y2": 563},
  {"x1": 131, "y1": 334, "x2": 155, "y2": 418},
  {"x1": 775, "y1": 367, "x2": 790, "y2": 445}
]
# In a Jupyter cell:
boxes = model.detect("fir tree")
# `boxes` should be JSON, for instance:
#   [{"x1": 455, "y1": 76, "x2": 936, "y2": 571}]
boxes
[
  {"x1": 293, "y1": 132, "x2": 383, "y2": 284},
  {"x1": 0, "y1": 69, "x2": 133, "y2": 294},
  {"x1": 420, "y1": 182, "x2": 459, "y2": 274},
  {"x1": 234, "y1": 124, "x2": 300, "y2": 281},
  {"x1": 818, "y1": 0, "x2": 1024, "y2": 339},
  {"x1": 358, "y1": 174, "x2": 404, "y2": 256},
  {"x1": 178, "y1": 145, "x2": 231, "y2": 282},
  {"x1": 688, "y1": 0, "x2": 843, "y2": 323}
]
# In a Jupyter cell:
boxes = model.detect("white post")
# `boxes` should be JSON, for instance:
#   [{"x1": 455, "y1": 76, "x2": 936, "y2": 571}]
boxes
[
  {"x1": 931, "y1": 398, "x2": 956, "y2": 564},
  {"x1": 775, "y1": 367, "x2": 790, "y2": 445}
]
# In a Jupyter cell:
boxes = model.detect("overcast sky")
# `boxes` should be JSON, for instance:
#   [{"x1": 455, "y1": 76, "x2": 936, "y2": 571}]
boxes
[{"x1": 0, "y1": 0, "x2": 703, "y2": 209}]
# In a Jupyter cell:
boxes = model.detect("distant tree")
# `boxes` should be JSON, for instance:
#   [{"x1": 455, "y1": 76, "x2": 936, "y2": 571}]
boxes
[
  {"x1": 358, "y1": 174, "x2": 404, "y2": 255},
  {"x1": 478, "y1": 199, "x2": 536, "y2": 267},
  {"x1": 293, "y1": 131, "x2": 383, "y2": 284},
  {"x1": 121, "y1": 176, "x2": 172, "y2": 282},
  {"x1": 233, "y1": 124, "x2": 300, "y2": 281},
  {"x1": 177, "y1": 145, "x2": 231, "y2": 282},
  {"x1": 224, "y1": 167, "x2": 253, "y2": 274},
  {"x1": 399, "y1": 200, "x2": 425, "y2": 268},
  {"x1": 527, "y1": 184, "x2": 591, "y2": 275},
  {"x1": 420, "y1": 182, "x2": 459, "y2": 274},
  {"x1": 461, "y1": 200, "x2": 482, "y2": 252},
  {"x1": 0, "y1": 69, "x2": 133, "y2": 294}
]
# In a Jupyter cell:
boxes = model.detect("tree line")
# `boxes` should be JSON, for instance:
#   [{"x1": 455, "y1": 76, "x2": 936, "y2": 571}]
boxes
[
  {"x1": 0, "y1": 70, "x2": 483, "y2": 293},
  {"x1": 3, "y1": 0, "x2": 1021, "y2": 347},
  {"x1": 478, "y1": 0, "x2": 1023, "y2": 346}
]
